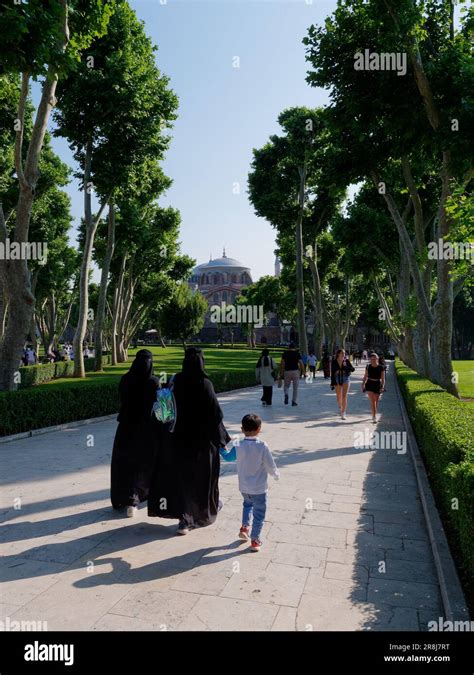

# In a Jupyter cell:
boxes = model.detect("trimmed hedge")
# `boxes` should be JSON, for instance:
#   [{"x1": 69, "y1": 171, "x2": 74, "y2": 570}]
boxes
[
  {"x1": 0, "y1": 368, "x2": 258, "y2": 437},
  {"x1": 19, "y1": 361, "x2": 75, "y2": 387},
  {"x1": 395, "y1": 360, "x2": 474, "y2": 596},
  {"x1": 18, "y1": 357, "x2": 112, "y2": 388}
]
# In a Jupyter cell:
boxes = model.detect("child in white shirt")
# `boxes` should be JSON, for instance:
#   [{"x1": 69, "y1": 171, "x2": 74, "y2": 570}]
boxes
[{"x1": 223, "y1": 413, "x2": 279, "y2": 552}]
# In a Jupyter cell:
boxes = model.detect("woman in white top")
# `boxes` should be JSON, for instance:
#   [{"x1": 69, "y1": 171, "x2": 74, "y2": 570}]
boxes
[{"x1": 255, "y1": 349, "x2": 277, "y2": 406}]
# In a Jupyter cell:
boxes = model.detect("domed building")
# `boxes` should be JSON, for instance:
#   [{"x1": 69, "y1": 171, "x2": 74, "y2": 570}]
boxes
[
  {"x1": 188, "y1": 249, "x2": 252, "y2": 341},
  {"x1": 189, "y1": 249, "x2": 252, "y2": 306},
  {"x1": 189, "y1": 249, "x2": 284, "y2": 343}
]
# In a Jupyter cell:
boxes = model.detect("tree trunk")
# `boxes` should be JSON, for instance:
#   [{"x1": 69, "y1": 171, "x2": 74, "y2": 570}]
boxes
[
  {"x1": 116, "y1": 274, "x2": 134, "y2": 363},
  {"x1": 74, "y1": 143, "x2": 93, "y2": 377},
  {"x1": 430, "y1": 154, "x2": 458, "y2": 396},
  {"x1": 157, "y1": 327, "x2": 166, "y2": 348},
  {"x1": 0, "y1": 281, "x2": 8, "y2": 341},
  {"x1": 118, "y1": 342, "x2": 127, "y2": 362},
  {"x1": 398, "y1": 328, "x2": 416, "y2": 369},
  {"x1": 94, "y1": 196, "x2": 115, "y2": 371},
  {"x1": 295, "y1": 165, "x2": 308, "y2": 355},
  {"x1": 412, "y1": 311, "x2": 431, "y2": 379},
  {"x1": 0, "y1": 260, "x2": 34, "y2": 389},
  {"x1": 0, "y1": 64, "x2": 65, "y2": 390},
  {"x1": 28, "y1": 268, "x2": 40, "y2": 355},
  {"x1": 111, "y1": 255, "x2": 127, "y2": 366},
  {"x1": 308, "y1": 241, "x2": 325, "y2": 357}
]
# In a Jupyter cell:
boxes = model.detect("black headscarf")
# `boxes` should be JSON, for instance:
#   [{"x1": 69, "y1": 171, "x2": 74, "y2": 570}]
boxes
[
  {"x1": 117, "y1": 350, "x2": 158, "y2": 424},
  {"x1": 180, "y1": 347, "x2": 208, "y2": 382},
  {"x1": 171, "y1": 347, "x2": 228, "y2": 448},
  {"x1": 257, "y1": 348, "x2": 270, "y2": 368},
  {"x1": 128, "y1": 349, "x2": 153, "y2": 382}
]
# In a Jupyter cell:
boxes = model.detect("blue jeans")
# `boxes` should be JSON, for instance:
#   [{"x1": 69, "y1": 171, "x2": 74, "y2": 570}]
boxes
[{"x1": 241, "y1": 492, "x2": 267, "y2": 541}]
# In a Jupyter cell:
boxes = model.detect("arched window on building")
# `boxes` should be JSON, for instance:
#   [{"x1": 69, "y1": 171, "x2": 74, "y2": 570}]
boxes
[
  {"x1": 222, "y1": 291, "x2": 227, "y2": 302},
  {"x1": 213, "y1": 293, "x2": 220, "y2": 304},
  {"x1": 231, "y1": 274, "x2": 237, "y2": 284}
]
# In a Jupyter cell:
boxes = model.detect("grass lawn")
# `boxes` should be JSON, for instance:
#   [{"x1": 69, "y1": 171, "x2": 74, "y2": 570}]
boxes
[
  {"x1": 454, "y1": 360, "x2": 474, "y2": 400},
  {"x1": 40, "y1": 346, "x2": 285, "y2": 389}
]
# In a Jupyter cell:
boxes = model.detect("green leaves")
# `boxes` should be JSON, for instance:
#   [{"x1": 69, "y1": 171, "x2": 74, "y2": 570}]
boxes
[
  {"x1": 158, "y1": 284, "x2": 208, "y2": 345},
  {"x1": 54, "y1": 0, "x2": 178, "y2": 198},
  {"x1": 0, "y1": 0, "x2": 115, "y2": 77}
]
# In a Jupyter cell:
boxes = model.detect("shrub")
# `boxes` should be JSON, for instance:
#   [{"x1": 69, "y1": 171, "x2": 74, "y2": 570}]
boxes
[
  {"x1": 0, "y1": 381, "x2": 120, "y2": 437},
  {"x1": 18, "y1": 362, "x2": 75, "y2": 388},
  {"x1": 0, "y1": 368, "x2": 258, "y2": 437},
  {"x1": 395, "y1": 360, "x2": 474, "y2": 598},
  {"x1": 17, "y1": 357, "x2": 112, "y2": 388}
]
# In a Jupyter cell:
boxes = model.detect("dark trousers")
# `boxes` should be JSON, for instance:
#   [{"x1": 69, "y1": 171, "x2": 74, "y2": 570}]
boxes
[{"x1": 261, "y1": 386, "x2": 273, "y2": 404}]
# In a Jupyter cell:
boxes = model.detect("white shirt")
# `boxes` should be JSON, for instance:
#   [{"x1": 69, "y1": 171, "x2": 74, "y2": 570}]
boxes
[{"x1": 236, "y1": 437, "x2": 279, "y2": 495}]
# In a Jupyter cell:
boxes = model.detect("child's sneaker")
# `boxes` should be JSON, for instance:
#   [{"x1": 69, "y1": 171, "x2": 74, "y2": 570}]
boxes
[
  {"x1": 239, "y1": 526, "x2": 250, "y2": 541},
  {"x1": 250, "y1": 539, "x2": 262, "y2": 552}
]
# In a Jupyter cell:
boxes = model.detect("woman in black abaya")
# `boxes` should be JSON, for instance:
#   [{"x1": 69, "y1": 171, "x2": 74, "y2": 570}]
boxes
[
  {"x1": 111, "y1": 349, "x2": 160, "y2": 516},
  {"x1": 148, "y1": 347, "x2": 230, "y2": 534}
]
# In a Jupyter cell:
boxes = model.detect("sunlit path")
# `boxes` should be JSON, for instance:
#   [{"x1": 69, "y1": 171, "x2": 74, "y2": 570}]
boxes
[{"x1": 0, "y1": 363, "x2": 451, "y2": 631}]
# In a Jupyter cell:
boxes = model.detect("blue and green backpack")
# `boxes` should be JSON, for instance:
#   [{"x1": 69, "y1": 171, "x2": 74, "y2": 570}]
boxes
[{"x1": 152, "y1": 387, "x2": 177, "y2": 430}]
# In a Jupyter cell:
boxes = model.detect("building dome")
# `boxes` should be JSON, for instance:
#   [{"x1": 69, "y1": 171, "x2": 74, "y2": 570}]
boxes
[
  {"x1": 189, "y1": 249, "x2": 253, "y2": 292},
  {"x1": 192, "y1": 250, "x2": 250, "y2": 274}
]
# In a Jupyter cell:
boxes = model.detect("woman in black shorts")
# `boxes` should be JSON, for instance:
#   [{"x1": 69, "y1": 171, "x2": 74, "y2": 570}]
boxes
[{"x1": 361, "y1": 352, "x2": 385, "y2": 423}]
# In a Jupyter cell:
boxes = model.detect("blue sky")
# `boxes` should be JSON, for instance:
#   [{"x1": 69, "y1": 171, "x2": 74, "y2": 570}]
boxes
[{"x1": 45, "y1": 0, "x2": 337, "y2": 280}]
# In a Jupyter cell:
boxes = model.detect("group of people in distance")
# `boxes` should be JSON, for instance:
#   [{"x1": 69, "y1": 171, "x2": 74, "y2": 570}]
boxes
[
  {"x1": 20, "y1": 341, "x2": 94, "y2": 366},
  {"x1": 111, "y1": 348, "x2": 279, "y2": 553},
  {"x1": 110, "y1": 344, "x2": 388, "y2": 554},
  {"x1": 20, "y1": 345, "x2": 37, "y2": 366},
  {"x1": 256, "y1": 342, "x2": 386, "y2": 423}
]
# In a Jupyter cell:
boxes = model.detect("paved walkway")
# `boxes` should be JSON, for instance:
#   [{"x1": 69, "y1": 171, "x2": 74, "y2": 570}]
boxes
[{"x1": 0, "y1": 364, "x2": 444, "y2": 631}]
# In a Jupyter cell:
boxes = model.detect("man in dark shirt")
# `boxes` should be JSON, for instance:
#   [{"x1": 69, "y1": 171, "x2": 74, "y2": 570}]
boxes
[{"x1": 279, "y1": 342, "x2": 304, "y2": 406}]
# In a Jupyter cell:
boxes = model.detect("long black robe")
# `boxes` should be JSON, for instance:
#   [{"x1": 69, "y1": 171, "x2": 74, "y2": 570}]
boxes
[
  {"x1": 110, "y1": 366, "x2": 160, "y2": 509},
  {"x1": 148, "y1": 374, "x2": 230, "y2": 528}
]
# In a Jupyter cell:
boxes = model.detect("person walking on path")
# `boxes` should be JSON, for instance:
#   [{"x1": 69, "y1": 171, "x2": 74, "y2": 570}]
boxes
[
  {"x1": 308, "y1": 351, "x2": 317, "y2": 381},
  {"x1": 256, "y1": 348, "x2": 277, "y2": 406},
  {"x1": 361, "y1": 352, "x2": 386, "y2": 423},
  {"x1": 331, "y1": 348, "x2": 355, "y2": 420},
  {"x1": 300, "y1": 353, "x2": 309, "y2": 378},
  {"x1": 222, "y1": 414, "x2": 279, "y2": 552},
  {"x1": 278, "y1": 342, "x2": 304, "y2": 406},
  {"x1": 148, "y1": 347, "x2": 230, "y2": 535},
  {"x1": 321, "y1": 350, "x2": 331, "y2": 379},
  {"x1": 111, "y1": 349, "x2": 160, "y2": 517}
]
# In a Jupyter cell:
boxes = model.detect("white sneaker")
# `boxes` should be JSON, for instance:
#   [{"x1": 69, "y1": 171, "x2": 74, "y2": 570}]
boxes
[
  {"x1": 126, "y1": 506, "x2": 137, "y2": 518},
  {"x1": 372, "y1": 416, "x2": 377, "y2": 424},
  {"x1": 177, "y1": 521, "x2": 189, "y2": 535},
  {"x1": 341, "y1": 413, "x2": 346, "y2": 420}
]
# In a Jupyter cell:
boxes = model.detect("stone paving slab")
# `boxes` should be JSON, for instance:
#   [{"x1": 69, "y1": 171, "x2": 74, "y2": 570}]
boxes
[{"x1": 0, "y1": 363, "x2": 447, "y2": 630}]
